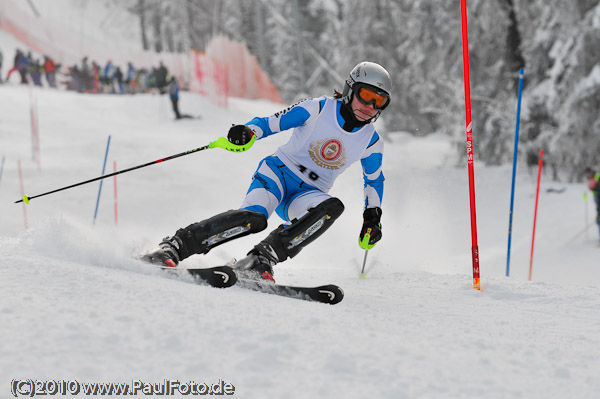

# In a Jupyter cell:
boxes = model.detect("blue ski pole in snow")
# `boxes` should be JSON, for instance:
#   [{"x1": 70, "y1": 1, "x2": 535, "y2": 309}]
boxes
[
  {"x1": 506, "y1": 68, "x2": 524, "y2": 277},
  {"x1": 93, "y1": 135, "x2": 111, "y2": 224}
]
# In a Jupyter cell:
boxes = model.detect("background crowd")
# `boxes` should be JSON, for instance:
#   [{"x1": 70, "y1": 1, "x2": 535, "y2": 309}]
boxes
[
  {"x1": 0, "y1": 47, "x2": 189, "y2": 119},
  {"x1": 1, "y1": 47, "x2": 173, "y2": 95}
]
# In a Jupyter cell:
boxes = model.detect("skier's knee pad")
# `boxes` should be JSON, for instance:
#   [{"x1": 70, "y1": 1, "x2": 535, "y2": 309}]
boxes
[
  {"x1": 175, "y1": 209, "x2": 268, "y2": 259},
  {"x1": 254, "y1": 197, "x2": 344, "y2": 262}
]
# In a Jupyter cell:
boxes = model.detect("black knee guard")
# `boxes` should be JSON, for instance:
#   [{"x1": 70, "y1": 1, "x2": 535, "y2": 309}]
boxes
[
  {"x1": 252, "y1": 197, "x2": 344, "y2": 263},
  {"x1": 174, "y1": 210, "x2": 268, "y2": 260}
]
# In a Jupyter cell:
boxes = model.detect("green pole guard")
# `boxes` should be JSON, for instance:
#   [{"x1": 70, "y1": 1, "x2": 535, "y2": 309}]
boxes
[
  {"x1": 359, "y1": 230, "x2": 376, "y2": 250},
  {"x1": 209, "y1": 136, "x2": 257, "y2": 153}
]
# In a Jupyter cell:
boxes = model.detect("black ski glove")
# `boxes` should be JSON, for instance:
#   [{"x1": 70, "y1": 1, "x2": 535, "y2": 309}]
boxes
[
  {"x1": 359, "y1": 207, "x2": 382, "y2": 249},
  {"x1": 228, "y1": 125, "x2": 255, "y2": 145}
]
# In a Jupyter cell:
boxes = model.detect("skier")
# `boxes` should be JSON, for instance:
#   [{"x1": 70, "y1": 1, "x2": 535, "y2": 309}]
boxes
[
  {"x1": 140, "y1": 61, "x2": 390, "y2": 282},
  {"x1": 164, "y1": 75, "x2": 192, "y2": 120},
  {"x1": 585, "y1": 167, "x2": 600, "y2": 243}
]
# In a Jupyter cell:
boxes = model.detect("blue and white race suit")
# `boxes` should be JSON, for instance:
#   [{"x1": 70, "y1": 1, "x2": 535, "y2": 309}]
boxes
[{"x1": 240, "y1": 96, "x2": 384, "y2": 223}]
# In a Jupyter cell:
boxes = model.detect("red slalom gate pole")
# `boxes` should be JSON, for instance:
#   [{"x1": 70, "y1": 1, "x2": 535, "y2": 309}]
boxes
[
  {"x1": 460, "y1": 0, "x2": 481, "y2": 290},
  {"x1": 113, "y1": 160, "x2": 118, "y2": 226},
  {"x1": 17, "y1": 160, "x2": 29, "y2": 230},
  {"x1": 529, "y1": 150, "x2": 544, "y2": 281},
  {"x1": 28, "y1": 82, "x2": 41, "y2": 170}
]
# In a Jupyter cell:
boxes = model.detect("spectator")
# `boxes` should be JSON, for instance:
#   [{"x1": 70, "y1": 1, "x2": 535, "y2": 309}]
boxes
[
  {"x1": 155, "y1": 61, "x2": 168, "y2": 88},
  {"x1": 6, "y1": 49, "x2": 22, "y2": 82},
  {"x1": 585, "y1": 167, "x2": 600, "y2": 244},
  {"x1": 92, "y1": 61, "x2": 100, "y2": 93},
  {"x1": 103, "y1": 59, "x2": 113, "y2": 92},
  {"x1": 68, "y1": 65, "x2": 82, "y2": 92},
  {"x1": 125, "y1": 62, "x2": 136, "y2": 93},
  {"x1": 18, "y1": 52, "x2": 31, "y2": 84},
  {"x1": 114, "y1": 66, "x2": 124, "y2": 94},
  {"x1": 81, "y1": 56, "x2": 91, "y2": 92},
  {"x1": 44, "y1": 55, "x2": 57, "y2": 88},
  {"x1": 30, "y1": 57, "x2": 43, "y2": 86}
]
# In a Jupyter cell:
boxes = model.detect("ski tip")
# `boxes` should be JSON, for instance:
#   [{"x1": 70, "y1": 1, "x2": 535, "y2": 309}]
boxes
[
  {"x1": 186, "y1": 266, "x2": 238, "y2": 288},
  {"x1": 318, "y1": 285, "x2": 344, "y2": 305}
]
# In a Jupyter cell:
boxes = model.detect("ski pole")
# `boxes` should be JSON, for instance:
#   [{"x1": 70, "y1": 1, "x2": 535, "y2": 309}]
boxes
[
  {"x1": 358, "y1": 229, "x2": 372, "y2": 278},
  {"x1": 359, "y1": 249, "x2": 369, "y2": 279},
  {"x1": 15, "y1": 136, "x2": 256, "y2": 204}
]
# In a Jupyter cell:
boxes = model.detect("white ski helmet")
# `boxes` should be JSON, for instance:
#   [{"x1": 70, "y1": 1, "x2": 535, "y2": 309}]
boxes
[{"x1": 342, "y1": 61, "x2": 392, "y2": 121}]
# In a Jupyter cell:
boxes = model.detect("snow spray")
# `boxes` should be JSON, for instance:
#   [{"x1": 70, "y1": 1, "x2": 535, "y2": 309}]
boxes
[
  {"x1": 460, "y1": 0, "x2": 481, "y2": 290},
  {"x1": 93, "y1": 135, "x2": 111, "y2": 225},
  {"x1": 506, "y1": 68, "x2": 525, "y2": 277}
]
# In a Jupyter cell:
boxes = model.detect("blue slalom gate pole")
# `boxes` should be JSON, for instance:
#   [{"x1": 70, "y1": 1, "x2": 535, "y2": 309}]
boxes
[
  {"x1": 506, "y1": 68, "x2": 524, "y2": 276},
  {"x1": 93, "y1": 135, "x2": 111, "y2": 224}
]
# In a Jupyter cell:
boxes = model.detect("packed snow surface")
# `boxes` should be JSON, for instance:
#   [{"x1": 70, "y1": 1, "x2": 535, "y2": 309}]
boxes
[{"x1": 1, "y1": 82, "x2": 599, "y2": 398}]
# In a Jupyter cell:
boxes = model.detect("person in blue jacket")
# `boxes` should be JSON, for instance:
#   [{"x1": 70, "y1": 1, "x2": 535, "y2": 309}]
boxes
[{"x1": 141, "y1": 62, "x2": 391, "y2": 282}]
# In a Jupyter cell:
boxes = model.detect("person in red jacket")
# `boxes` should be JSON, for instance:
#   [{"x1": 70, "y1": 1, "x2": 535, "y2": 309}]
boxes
[{"x1": 43, "y1": 55, "x2": 57, "y2": 88}]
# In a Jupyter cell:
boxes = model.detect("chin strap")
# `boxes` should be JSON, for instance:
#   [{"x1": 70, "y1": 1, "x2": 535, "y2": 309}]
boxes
[{"x1": 340, "y1": 101, "x2": 374, "y2": 131}]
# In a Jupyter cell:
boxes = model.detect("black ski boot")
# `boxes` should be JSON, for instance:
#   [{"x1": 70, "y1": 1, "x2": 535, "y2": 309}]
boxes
[
  {"x1": 233, "y1": 249, "x2": 276, "y2": 282},
  {"x1": 138, "y1": 236, "x2": 182, "y2": 267}
]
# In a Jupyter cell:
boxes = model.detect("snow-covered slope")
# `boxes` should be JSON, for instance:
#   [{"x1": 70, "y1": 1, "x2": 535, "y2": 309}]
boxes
[{"x1": 1, "y1": 81, "x2": 599, "y2": 398}]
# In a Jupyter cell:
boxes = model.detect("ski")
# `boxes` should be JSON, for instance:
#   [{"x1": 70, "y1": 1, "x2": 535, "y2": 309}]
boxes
[
  {"x1": 159, "y1": 265, "x2": 237, "y2": 288},
  {"x1": 236, "y1": 278, "x2": 344, "y2": 305},
  {"x1": 150, "y1": 258, "x2": 343, "y2": 303}
]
